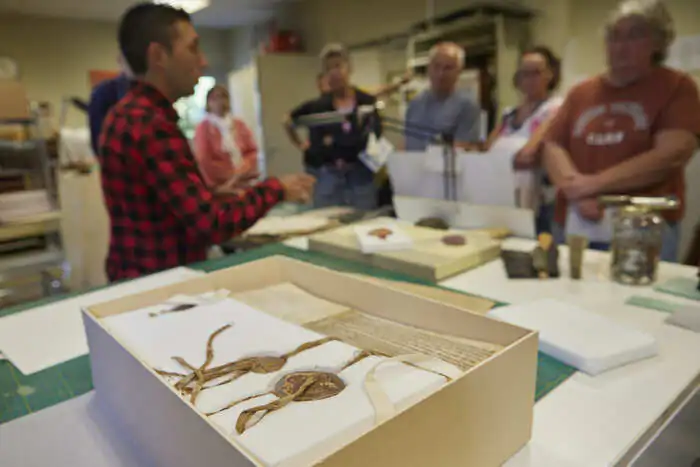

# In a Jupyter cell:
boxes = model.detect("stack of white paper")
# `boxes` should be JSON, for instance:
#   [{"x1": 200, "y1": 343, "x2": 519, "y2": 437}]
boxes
[
  {"x1": 0, "y1": 267, "x2": 205, "y2": 375},
  {"x1": 0, "y1": 190, "x2": 54, "y2": 223},
  {"x1": 103, "y1": 298, "x2": 456, "y2": 466},
  {"x1": 354, "y1": 223, "x2": 413, "y2": 254},
  {"x1": 488, "y1": 299, "x2": 658, "y2": 375}
]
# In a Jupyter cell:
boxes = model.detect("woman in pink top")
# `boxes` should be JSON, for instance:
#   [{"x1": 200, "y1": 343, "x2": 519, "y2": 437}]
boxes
[{"x1": 194, "y1": 85, "x2": 258, "y2": 189}]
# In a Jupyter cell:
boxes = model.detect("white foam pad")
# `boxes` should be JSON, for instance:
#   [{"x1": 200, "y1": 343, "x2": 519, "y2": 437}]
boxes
[
  {"x1": 488, "y1": 299, "x2": 658, "y2": 375},
  {"x1": 103, "y1": 297, "x2": 453, "y2": 466}
]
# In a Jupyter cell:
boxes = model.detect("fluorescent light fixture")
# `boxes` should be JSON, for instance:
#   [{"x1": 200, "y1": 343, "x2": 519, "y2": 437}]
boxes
[{"x1": 154, "y1": 0, "x2": 211, "y2": 13}]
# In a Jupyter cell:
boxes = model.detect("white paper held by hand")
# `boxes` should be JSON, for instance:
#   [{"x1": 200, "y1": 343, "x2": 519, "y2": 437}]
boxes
[
  {"x1": 359, "y1": 133, "x2": 394, "y2": 173},
  {"x1": 0, "y1": 267, "x2": 205, "y2": 375}
]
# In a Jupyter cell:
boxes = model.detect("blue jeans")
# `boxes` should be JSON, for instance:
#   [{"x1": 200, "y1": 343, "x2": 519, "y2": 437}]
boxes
[
  {"x1": 552, "y1": 221, "x2": 681, "y2": 263},
  {"x1": 312, "y1": 163, "x2": 377, "y2": 210},
  {"x1": 535, "y1": 203, "x2": 555, "y2": 236}
]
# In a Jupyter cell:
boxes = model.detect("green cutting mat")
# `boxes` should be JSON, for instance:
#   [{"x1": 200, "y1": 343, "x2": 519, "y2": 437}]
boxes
[{"x1": 0, "y1": 243, "x2": 576, "y2": 424}]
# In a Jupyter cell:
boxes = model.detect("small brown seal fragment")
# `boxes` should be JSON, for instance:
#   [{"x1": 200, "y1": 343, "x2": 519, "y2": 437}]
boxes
[
  {"x1": 368, "y1": 228, "x2": 393, "y2": 240},
  {"x1": 442, "y1": 235, "x2": 466, "y2": 246}
]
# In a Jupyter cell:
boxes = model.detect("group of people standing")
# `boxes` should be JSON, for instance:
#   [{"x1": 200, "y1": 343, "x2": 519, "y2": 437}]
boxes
[
  {"x1": 281, "y1": 0, "x2": 700, "y2": 263},
  {"x1": 281, "y1": 39, "x2": 563, "y2": 235},
  {"x1": 89, "y1": 0, "x2": 699, "y2": 282},
  {"x1": 490, "y1": 0, "x2": 700, "y2": 262}
]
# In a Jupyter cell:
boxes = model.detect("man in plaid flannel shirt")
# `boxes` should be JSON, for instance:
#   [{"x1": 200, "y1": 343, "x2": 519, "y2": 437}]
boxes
[{"x1": 99, "y1": 3, "x2": 315, "y2": 281}]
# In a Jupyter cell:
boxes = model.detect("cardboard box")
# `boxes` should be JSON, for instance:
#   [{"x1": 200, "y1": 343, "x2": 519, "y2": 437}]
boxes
[
  {"x1": 83, "y1": 256, "x2": 537, "y2": 467},
  {"x1": 0, "y1": 80, "x2": 31, "y2": 121},
  {"x1": 309, "y1": 218, "x2": 502, "y2": 282}
]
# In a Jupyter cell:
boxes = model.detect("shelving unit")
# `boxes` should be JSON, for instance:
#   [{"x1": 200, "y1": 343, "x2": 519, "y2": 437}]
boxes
[{"x1": 0, "y1": 82, "x2": 66, "y2": 307}]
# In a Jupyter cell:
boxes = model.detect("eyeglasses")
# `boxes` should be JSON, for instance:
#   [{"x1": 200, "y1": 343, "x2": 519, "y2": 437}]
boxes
[
  {"x1": 606, "y1": 26, "x2": 651, "y2": 44},
  {"x1": 518, "y1": 69, "x2": 545, "y2": 78}
]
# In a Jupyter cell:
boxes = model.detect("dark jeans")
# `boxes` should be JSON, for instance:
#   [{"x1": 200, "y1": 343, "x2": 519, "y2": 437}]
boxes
[
  {"x1": 535, "y1": 203, "x2": 555, "y2": 236},
  {"x1": 312, "y1": 163, "x2": 377, "y2": 210}
]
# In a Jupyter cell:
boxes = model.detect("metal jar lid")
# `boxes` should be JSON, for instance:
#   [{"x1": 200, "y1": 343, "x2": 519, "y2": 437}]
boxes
[{"x1": 598, "y1": 195, "x2": 679, "y2": 211}]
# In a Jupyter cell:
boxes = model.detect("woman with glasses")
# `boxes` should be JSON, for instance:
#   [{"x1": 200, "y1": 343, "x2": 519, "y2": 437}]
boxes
[{"x1": 484, "y1": 46, "x2": 563, "y2": 235}]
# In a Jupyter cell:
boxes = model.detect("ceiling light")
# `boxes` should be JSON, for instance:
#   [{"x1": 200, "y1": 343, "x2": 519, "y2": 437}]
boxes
[{"x1": 154, "y1": 0, "x2": 211, "y2": 14}]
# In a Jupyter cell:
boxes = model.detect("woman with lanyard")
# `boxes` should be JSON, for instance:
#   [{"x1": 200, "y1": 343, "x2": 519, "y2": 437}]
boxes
[
  {"x1": 484, "y1": 46, "x2": 563, "y2": 235},
  {"x1": 194, "y1": 85, "x2": 259, "y2": 191}
]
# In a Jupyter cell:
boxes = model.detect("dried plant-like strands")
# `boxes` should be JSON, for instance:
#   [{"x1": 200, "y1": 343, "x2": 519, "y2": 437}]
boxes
[
  {"x1": 280, "y1": 336, "x2": 338, "y2": 359},
  {"x1": 339, "y1": 349, "x2": 387, "y2": 370},
  {"x1": 164, "y1": 335, "x2": 341, "y2": 402},
  {"x1": 203, "y1": 341, "x2": 456, "y2": 435},
  {"x1": 209, "y1": 349, "x2": 373, "y2": 434},
  {"x1": 235, "y1": 374, "x2": 321, "y2": 434},
  {"x1": 168, "y1": 324, "x2": 233, "y2": 404},
  {"x1": 154, "y1": 369, "x2": 186, "y2": 378},
  {"x1": 339, "y1": 349, "x2": 454, "y2": 381},
  {"x1": 233, "y1": 372, "x2": 345, "y2": 434},
  {"x1": 149, "y1": 303, "x2": 198, "y2": 318},
  {"x1": 199, "y1": 336, "x2": 338, "y2": 387}
]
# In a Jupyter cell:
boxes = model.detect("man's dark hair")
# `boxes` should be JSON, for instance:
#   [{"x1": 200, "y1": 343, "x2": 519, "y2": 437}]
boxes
[
  {"x1": 118, "y1": 2, "x2": 191, "y2": 76},
  {"x1": 513, "y1": 45, "x2": 562, "y2": 91}
]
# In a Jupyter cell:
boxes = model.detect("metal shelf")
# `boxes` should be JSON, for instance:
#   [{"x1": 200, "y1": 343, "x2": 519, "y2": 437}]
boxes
[
  {"x1": 0, "y1": 246, "x2": 64, "y2": 278},
  {"x1": 0, "y1": 211, "x2": 62, "y2": 243},
  {"x1": 0, "y1": 113, "x2": 65, "y2": 301},
  {"x1": 0, "y1": 140, "x2": 38, "y2": 152}
]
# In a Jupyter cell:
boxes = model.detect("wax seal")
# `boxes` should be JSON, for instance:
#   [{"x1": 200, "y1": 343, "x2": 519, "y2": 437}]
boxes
[
  {"x1": 368, "y1": 228, "x2": 393, "y2": 240},
  {"x1": 442, "y1": 234, "x2": 466, "y2": 246},
  {"x1": 274, "y1": 371, "x2": 345, "y2": 401}
]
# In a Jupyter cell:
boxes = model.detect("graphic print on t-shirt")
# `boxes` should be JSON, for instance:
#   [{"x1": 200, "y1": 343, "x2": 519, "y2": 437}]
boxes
[{"x1": 573, "y1": 101, "x2": 650, "y2": 147}]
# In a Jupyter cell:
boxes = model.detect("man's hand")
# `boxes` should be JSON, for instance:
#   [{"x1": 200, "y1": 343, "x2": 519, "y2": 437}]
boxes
[
  {"x1": 279, "y1": 173, "x2": 316, "y2": 204},
  {"x1": 298, "y1": 140, "x2": 310, "y2": 152},
  {"x1": 560, "y1": 173, "x2": 602, "y2": 201},
  {"x1": 577, "y1": 198, "x2": 603, "y2": 222},
  {"x1": 214, "y1": 170, "x2": 261, "y2": 196}
]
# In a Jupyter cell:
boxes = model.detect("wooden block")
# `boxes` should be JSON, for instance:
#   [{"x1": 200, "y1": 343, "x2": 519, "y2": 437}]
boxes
[{"x1": 309, "y1": 218, "x2": 502, "y2": 282}]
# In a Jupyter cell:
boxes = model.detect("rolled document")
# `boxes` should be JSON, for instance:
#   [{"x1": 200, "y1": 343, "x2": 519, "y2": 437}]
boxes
[{"x1": 567, "y1": 235, "x2": 588, "y2": 280}]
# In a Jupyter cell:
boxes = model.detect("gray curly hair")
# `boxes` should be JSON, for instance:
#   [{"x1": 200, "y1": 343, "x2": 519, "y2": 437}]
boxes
[{"x1": 606, "y1": 0, "x2": 676, "y2": 65}]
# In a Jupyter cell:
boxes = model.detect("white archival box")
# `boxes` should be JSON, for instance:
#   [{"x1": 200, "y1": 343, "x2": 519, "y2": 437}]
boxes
[{"x1": 83, "y1": 256, "x2": 538, "y2": 467}]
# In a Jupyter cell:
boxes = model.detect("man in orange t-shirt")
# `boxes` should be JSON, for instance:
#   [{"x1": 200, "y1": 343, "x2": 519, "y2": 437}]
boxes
[{"x1": 543, "y1": 0, "x2": 700, "y2": 262}]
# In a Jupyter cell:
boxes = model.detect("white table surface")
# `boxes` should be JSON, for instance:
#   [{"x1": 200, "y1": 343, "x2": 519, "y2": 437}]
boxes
[
  {"x1": 1, "y1": 237, "x2": 699, "y2": 467},
  {"x1": 446, "y1": 239, "x2": 700, "y2": 467},
  {"x1": 291, "y1": 236, "x2": 700, "y2": 466}
]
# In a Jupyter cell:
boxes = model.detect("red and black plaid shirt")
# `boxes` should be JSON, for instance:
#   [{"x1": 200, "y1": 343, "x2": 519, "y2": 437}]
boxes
[{"x1": 98, "y1": 81, "x2": 283, "y2": 281}]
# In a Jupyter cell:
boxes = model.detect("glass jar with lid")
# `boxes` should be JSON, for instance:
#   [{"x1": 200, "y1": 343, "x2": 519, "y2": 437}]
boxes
[
  {"x1": 610, "y1": 206, "x2": 663, "y2": 285},
  {"x1": 602, "y1": 196, "x2": 678, "y2": 286}
]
